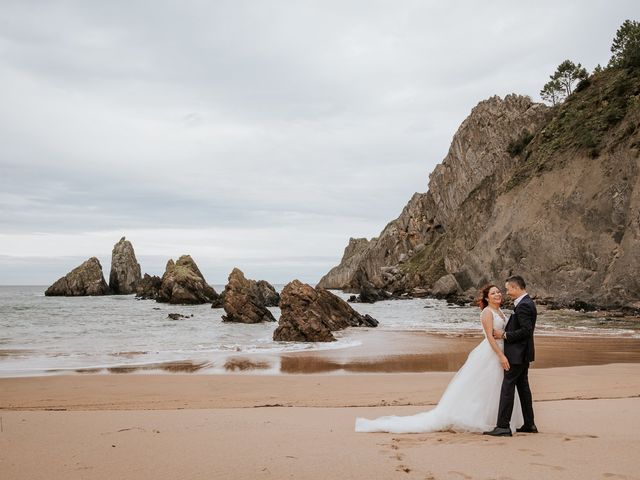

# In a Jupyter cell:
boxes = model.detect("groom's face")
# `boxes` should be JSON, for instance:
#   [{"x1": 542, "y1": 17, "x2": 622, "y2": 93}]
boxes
[{"x1": 505, "y1": 281, "x2": 519, "y2": 299}]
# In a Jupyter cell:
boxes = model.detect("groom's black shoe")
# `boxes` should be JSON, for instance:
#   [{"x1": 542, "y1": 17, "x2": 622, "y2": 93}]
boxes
[
  {"x1": 482, "y1": 427, "x2": 512, "y2": 437},
  {"x1": 516, "y1": 424, "x2": 538, "y2": 433}
]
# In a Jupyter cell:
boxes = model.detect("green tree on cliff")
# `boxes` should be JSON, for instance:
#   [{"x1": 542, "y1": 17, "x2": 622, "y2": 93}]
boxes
[
  {"x1": 539, "y1": 60, "x2": 587, "y2": 105},
  {"x1": 608, "y1": 19, "x2": 640, "y2": 68},
  {"x1": 540, "y1": 78, "x2": 563, "y2": 106},
  {"x1": 553, "y1": 60, "x2": 588, "y2": 96}
]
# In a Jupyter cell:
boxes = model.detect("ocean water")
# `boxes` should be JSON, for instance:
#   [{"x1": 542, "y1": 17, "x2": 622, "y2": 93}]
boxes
[{"x1": 1, "y1": 285, "x2": 638, "y2": 377}]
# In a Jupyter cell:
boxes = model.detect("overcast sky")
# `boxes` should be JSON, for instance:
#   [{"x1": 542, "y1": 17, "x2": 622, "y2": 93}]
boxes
[{"x1": 0, "y1": 1, "x2": 636, "y2": 285}]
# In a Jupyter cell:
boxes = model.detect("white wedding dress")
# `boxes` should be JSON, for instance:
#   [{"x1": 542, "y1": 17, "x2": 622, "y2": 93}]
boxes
[{"x1": 355, "y1": 308, "x2": 524, "y2": 433}]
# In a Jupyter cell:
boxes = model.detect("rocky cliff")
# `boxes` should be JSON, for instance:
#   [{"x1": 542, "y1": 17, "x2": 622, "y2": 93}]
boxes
[
  {"x1": 319, "y1": 67, "x2": 640, "y2": 311},
  {"x1": 317, "y1": 237, "x2": 371, "y2": 290}
]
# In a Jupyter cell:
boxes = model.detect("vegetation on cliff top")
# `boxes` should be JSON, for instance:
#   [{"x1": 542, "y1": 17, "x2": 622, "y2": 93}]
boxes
[{"x1": 506, "y1": 19, "x2": 640, "y2": 191}]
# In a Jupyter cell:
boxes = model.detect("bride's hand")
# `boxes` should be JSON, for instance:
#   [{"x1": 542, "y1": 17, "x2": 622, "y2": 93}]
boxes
[{"x1": 499, "y1": 355, "x2": 510, "y2": 371}]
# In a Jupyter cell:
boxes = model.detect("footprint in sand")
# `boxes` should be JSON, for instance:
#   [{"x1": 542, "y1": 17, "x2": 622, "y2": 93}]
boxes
[
  {"x1": 518, "y1": 448, "x2": 543, "y2": 457},
  {"x1": 530, "y1": 462, "x2": 565, "y2": 471},
  {"x1": 447, "y1": 471, "x2": 472, "y2": 479}
]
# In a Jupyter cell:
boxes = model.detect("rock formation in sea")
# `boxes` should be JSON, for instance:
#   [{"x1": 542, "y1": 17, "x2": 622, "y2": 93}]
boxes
[
  {"x1": 221, "y1": 268, "x2": 276, "y2": 323},
  {"x1": 155, "y1": 255, "x2": 219, "y2": 304},
  {"x1": 45, "y1": 257, "x2": 111, "y2": 296},
  {"x1": 273, "y1": 279, "x2": 379, "y2": 342},
  {"x1": 135, "y1": 273, "x2": 162, "y2": 300},
  {"x1": 256, "y1": 280, "x2": 280, "y2": 307},
  {"x1": 319, "y1": 67, "x2": 640, "y2": 311},
  {"x1": 109, "y1": 236, "x2": 142, "y2": 294},
  {"x1": 211, "y1": 291, "x2": 225, "y2": 308}
]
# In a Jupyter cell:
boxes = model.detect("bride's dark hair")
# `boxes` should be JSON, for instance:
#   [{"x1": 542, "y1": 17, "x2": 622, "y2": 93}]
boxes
[{"x1": 476, "y1": 284, "x2": 498, "y2": 309}]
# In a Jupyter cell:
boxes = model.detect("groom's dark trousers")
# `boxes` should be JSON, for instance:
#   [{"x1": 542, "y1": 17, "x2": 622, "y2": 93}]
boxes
[{"x1": 497, "y1": 295, "x2": 537, "y2": 429}]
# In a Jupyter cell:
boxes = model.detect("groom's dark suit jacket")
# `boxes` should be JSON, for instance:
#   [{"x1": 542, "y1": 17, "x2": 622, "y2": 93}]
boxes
[{"x1": 504, "y1": 295, "x2": 537, "y2": 364}]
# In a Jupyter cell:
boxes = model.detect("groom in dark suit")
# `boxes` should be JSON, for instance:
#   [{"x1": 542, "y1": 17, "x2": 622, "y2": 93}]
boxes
[{"x1": 484, "y1": 275, "x2": 538, "y2": 437}]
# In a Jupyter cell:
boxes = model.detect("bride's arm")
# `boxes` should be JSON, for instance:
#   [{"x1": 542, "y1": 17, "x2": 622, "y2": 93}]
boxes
[{"x1": 481, "y1": 309, "x2": 510, "y2": 371}]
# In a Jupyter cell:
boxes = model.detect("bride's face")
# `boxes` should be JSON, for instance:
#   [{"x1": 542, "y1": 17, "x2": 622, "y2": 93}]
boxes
[{"x1": 488, "y1": 287, "x2": 502, "y2": 305}]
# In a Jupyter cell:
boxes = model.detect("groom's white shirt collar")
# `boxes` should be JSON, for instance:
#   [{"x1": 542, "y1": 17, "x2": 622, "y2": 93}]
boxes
[{"x1": 514, "y1": 293, "x2": 528, "y2": 307}]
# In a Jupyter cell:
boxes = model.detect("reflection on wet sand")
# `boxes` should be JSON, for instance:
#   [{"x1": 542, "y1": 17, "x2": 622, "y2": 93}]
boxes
[
  {"x1": 108, "y1": 360, "x2": 212, "y2": 373},
  {"x1": 70, "y1": 360, "x2": 212, "y2": 374},
  {"x1": 280, "y1": 352, "x2": 469, "y2": 373},
  {"x1": 278, "y1": 332, "x2": 640, "y2": 374},
  {"x1": 51, "y1": 331, "x2": 640, "y2": 376},
  {"x1": 0, "y1": 349, "x2": 35, "y2": 357},
  {"x1": 223, "y1": 357, "x2": 271, "y2": 371}
]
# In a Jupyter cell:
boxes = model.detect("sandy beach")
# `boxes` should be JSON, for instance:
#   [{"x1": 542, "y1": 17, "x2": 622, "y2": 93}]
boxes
[{"x1": 2, "y1": 333, "x2": 640, "y2": 479}]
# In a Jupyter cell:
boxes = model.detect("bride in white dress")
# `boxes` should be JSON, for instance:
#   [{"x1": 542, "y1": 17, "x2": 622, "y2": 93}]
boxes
[{"x1": 355, "y1": 284, "x2": 524, "y2": 433}]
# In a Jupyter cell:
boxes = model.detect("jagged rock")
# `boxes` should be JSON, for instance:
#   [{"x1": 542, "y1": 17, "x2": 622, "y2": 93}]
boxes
[
  {"x1": 431, "y1": 274, "x2": 460, "y2": 298},
  {"x1": 273, "y1": 279, "x2": 378, "y2": 342},
  {"x1": 317, "y1": 237, "x2": 371, "y2": 289},
  {"x1": 109, "y1": 237, "x2": 142, "y2": 294},
  {"x1": 156, "y1": 255, "x2": 219, "y2": 304},
  {"x1": 45, "y1": 257, "x2": 111, "y2": 296},
  {"x1": 211, "y1": 291, "x2": 225, "y2": 308},
  {"x1": 411, "y1": 287, "x2": 429, "y2": 297},
  {"x1": 136, "y1": 273, "x2": 162, "y2": 300},
  {"x1": 352, "y1": 269, "x2": 392, "y2": 303},
  {"x1": 168, "y1": 313, "x2": 191, "y2": 320},
  {"x1": 221, "y1": 268, "x2": 276, "y2": 323},
  {"x1": 256, "y1": 280, "x2": 280, "y2": 307}
]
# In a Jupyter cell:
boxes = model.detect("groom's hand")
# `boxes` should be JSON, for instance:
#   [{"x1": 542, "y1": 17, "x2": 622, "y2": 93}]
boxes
[
  {"x1": 493, "y1": 329, "x2": 504, "y2": 339},
  {"x1": 500, "y1": 355, "x2": 510, "y2": 371}
]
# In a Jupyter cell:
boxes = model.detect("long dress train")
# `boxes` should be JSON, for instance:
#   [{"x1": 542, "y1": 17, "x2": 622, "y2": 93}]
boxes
[{"x1": 354, "y1": 309, "x2": 524, "y2": 433}]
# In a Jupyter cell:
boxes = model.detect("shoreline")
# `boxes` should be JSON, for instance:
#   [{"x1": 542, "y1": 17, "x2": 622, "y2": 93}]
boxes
[{"x1": 2, "y1": 329, "x2": 640, "y2": 377}]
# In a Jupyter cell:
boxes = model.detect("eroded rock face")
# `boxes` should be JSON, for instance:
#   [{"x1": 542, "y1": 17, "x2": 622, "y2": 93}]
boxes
[
  {"x1": 431, "y1": 274, "x2": 460, "y2": 298},
  {"x1": 221, "y1": 268, "x2": 276, "y2": 323},
  {"x1": 156, "y1": 255, "x2": 218, "y2": 304},
  {"x1": 211, "y1": 291, "x2": 225, "y2": 309},
  {"x1": 109, "y1": 237, "x2": 142, "y2": 294},
  {"x1": 45, "y1": 257, "x2": 111, "y2": 296},
  {"x1": 324, "y1": 95, "x2": 548, "y2": 294},
  {"x1": 273, "y1": 279, "x2": 378, "y2": 342},
  {"x1": 317, "y1": 237, "x2": 371, "y2": 290},
  {"x1": 319, "y1": 84, "x2": 640, "y2": 310},
  {"x1": 135, "y1": 273, "x2": 162, "y2": 300},
  {"x1": 352, "y1": 269, "x2": 393, "y2": 303},
  {"x1": 256, "y1": 280, "x2": 280, "y2": 307}
]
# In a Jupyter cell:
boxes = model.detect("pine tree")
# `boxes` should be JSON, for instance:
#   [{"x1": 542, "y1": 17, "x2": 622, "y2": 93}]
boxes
[{"x1": 608, "y1": 19, "x2": 640, "y2": 68}]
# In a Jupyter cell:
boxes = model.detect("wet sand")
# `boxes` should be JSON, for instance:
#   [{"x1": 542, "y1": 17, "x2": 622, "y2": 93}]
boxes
[
  {"x1": 280, "y1": 329, "x2": 640, "y2": 373},
  {"x1": 25, "y1": 329, "x2": 640, "y2": 376}
]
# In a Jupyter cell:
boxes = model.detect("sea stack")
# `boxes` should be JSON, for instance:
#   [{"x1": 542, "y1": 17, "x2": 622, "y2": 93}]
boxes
[
  {"x1": 221, "y1": 268, "x2": 277, "y2": 323},
  {"x1": 156, "y1": 255, "x2": 218, "y2": 304},
  {"x1": 273, "y1": 279, "x2": 378, "y2": 342},
  {"x1": 45, "y1": 257, "x2": 111, "y2": 296},
  {"x1": 109, "y1": 236, "x2": 142, "y2": 294}
]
